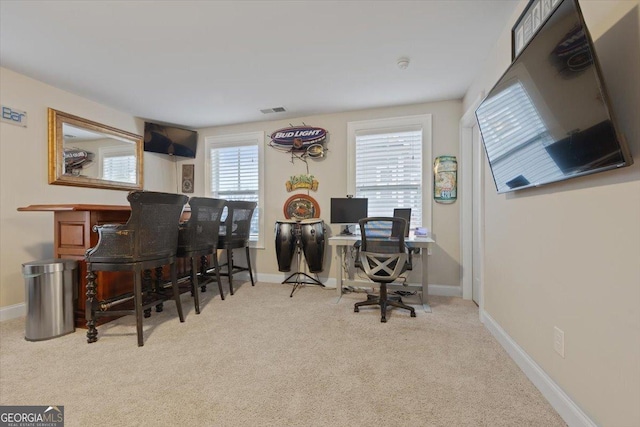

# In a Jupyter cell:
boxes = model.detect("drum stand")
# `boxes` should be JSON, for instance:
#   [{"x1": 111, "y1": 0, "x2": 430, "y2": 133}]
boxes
[{"x1": 282, "y1": 236, "x2": 324, "y2": 298}]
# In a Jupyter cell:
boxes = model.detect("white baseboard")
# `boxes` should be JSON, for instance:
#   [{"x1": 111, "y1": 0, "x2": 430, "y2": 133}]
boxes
[
  {"x1": 0, "y1": 303, "x2": 25, "y2": 322},
  {"x1": 428, "y1": 284, "x2": 461, "y2": 297},
  {"x1": 481, "y1": 310, "x2": 597, "y2": 427}
]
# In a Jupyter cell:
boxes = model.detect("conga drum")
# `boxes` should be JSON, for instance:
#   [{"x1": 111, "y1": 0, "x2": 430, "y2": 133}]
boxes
[
  {"x1": 300, "y1": 219, "x2": 325, "y2": 273},
  {"x1": 275, "y1": 220, "x2": 298, "y2": 272}
]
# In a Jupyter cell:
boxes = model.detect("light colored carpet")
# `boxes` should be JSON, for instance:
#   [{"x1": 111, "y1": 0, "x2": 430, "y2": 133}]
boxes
[{"x1": 0, "y1": 281, "x2": 566, "y2": 426}]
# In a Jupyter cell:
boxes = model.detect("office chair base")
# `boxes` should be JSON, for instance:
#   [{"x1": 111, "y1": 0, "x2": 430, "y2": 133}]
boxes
[{"x1": 354, "y1": 292, "x2": 416, "y2": 323}]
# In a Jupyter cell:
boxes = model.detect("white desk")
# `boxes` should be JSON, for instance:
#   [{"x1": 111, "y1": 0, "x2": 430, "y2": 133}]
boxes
[{"x1": 328, "y1": 235, "x2": 435, "y2": 312}]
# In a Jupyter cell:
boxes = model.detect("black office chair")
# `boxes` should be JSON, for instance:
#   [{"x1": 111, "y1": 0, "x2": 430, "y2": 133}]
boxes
[
  {"x1": 176, "y1": 197, "x2": 226, "y2": 314},
  {"x1": 217, "y1": 200, "x2": 257, "y2": 295},
  {"x1": 354, "y1": 217, "x2": 416, "y2": 322},
  {"x1": 85, "y1": 191, "x2": 189, "y2": 346}
]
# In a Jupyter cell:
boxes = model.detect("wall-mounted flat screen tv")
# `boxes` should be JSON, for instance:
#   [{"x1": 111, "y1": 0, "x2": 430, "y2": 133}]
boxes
[
  {"x1": 475, "y1": 0, "x2": 633, "y2": 193},
  {"x1": 144, "y1": 122, "x2": 198, "y2": 158}
]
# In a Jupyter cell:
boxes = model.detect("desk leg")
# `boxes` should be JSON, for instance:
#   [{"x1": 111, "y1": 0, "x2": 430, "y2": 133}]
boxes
[
  {"x1": 421, "y1": 248, "x2": 432, "y2": 313},
  {"x1": 335, "y1": 246, "x2": 345, "y2": 303}
]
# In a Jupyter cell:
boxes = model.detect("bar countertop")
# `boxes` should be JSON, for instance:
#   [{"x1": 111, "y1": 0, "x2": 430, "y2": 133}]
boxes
[{"x1": 18, "y1": 204, "x2": 131, "y2": 212}]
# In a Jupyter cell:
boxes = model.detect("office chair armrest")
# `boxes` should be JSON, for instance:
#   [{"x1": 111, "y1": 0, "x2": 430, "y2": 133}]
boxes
[
  {"x1": 353, "y1": 240, "x2": 362, "y2": 269},
  {"x1": 405, "y1": 243, "x2": 420, "y2": 255},
  {"x1": 405, "y1": 245, "x2": 419, "y2": 271}
]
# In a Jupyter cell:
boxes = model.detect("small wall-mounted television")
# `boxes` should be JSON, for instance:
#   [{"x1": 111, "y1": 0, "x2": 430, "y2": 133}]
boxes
[
  {"x1": 144, "y1": 122, "x2": 198, "y2": 158},
  {"x1": 330, "y1": 197, "x2": 368, "y2": 235},
  {"x1": 475, "y1": 0, "x2": 633, "y2": 193}
]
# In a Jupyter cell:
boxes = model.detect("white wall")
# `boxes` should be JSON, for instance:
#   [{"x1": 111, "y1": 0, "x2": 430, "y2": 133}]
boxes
[
  {"x1": 463, "y1": 1, "x2": 640, "y2": 426},
  {"x1": 0, "y1": 67, "x2": 176, "y2": 308}
]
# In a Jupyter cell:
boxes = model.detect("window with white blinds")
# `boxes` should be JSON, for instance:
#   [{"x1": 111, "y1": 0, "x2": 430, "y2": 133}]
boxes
[
  {"x1": 101, "y1": 149, "x2": 136, "y2": 183},
  {"x1": 347, "y1": 115, "x2": 432, "y2": 231},
  {"x1": 205, "y1": 132, "x2": 264, "y2": 246}
]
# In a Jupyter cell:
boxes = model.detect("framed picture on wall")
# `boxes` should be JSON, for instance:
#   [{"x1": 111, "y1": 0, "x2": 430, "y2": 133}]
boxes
[
  {"x1": 181, "y1": 164, "x2": 194, "y2": 193},
  {"x1": 283, "y1": 194, "x2": 320, "y2": 220},
  {"x1": 512, "y1": 0, "x2": 562, "y2": 60}
]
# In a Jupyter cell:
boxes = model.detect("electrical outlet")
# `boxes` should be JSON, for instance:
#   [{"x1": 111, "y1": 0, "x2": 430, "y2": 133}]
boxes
[{"x1": 554, "y1": 326, "x2": 565, "y2": 358}]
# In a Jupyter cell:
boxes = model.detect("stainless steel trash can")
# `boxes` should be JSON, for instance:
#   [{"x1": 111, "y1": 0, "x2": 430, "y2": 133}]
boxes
[{"x1": 22, "y1": 259, "x2": 77, "y2": 341}]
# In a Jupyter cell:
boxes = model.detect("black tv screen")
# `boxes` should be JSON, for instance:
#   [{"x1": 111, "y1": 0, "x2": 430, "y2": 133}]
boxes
[
  {"x1": 475, "y1": 0, "x2": 632, "y2": 193},
  {"x1": 144, "y1": 122, "x2": 198, "y2": 158}
]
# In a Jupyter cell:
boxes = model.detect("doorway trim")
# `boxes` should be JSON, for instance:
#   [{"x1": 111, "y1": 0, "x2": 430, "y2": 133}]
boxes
[{"x1": 459, "y1": 93, "x2": 484, "y2": 308}]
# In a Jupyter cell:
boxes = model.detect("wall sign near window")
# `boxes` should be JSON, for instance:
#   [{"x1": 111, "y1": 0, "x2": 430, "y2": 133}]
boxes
[
  {"x1": 513, "y1": 0, "x2": 561, "y2": 60},
  {"x1": 434, "y1": 156, "x2": 457, "y2": 204}
]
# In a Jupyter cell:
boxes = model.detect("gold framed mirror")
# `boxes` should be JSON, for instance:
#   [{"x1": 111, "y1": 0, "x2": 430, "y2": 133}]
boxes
[{"x1": 48, "y1": 108, "x2": 143, "y2": 191}]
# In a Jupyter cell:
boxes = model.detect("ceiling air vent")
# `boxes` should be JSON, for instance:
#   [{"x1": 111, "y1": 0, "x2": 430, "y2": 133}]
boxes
[{"x1": 260, "y1": 107, "x2": 287, "y2": 114}]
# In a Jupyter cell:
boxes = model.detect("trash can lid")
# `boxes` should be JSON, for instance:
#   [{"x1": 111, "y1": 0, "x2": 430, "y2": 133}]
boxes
[{"x1": 22, "y1": 259, "x2": 78, "y2": 275}]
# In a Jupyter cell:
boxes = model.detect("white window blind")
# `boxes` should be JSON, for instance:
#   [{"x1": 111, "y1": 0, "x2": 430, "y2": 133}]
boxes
[
  {"x1": 102, "y1": 154, "x2": 136, "y2": 183},
  {"x1": 207, "y1": 136, "x2": 262, "y2": 242},
  {"x1": 355, "y1": 128, "x2": 423, "y2": 228}
]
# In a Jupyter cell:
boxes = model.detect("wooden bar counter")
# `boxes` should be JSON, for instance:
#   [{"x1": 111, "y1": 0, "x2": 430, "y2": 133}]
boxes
[{"x1": 18, "y1": 204, "x2": 133, "y2": 327}]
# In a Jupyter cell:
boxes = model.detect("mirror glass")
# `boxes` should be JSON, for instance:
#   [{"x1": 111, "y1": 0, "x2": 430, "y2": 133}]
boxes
[{"x1": 48, "y1": 108, "x2": 143, "y2": 191}]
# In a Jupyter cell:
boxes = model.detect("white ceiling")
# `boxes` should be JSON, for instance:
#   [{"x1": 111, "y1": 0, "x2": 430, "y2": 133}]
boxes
[{"x1": 0, "y1": 0, "x2": 519, "y2": 129}]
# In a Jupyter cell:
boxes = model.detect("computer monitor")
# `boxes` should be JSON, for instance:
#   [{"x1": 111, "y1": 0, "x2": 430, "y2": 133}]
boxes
[
  {"x1": 393, "y1": 208, "x2": 411, "y2": 237},
  {"x1": 330, "y1": 197, "x2": 368, "y2": 235}
]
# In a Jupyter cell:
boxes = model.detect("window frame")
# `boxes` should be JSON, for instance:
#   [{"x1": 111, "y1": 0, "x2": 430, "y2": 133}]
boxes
[
  {"x1": 99, "y1": 145, "x2": 137, "y2": 184},
  {"x1": 204, "y1": 131, "x2": 265, "y2": 249},
  {"x1": 347, "y1": 114, "x2": 433, "y2": 231}
]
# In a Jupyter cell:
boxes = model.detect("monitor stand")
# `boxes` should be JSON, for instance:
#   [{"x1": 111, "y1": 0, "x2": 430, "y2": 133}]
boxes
[{"x1": 340, "y1": 224, "x2": 354, "y2": 235}]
